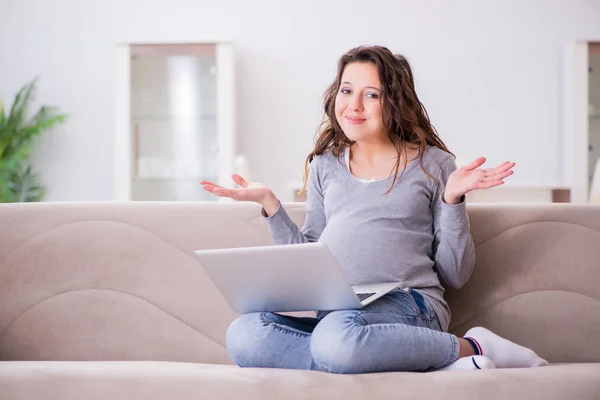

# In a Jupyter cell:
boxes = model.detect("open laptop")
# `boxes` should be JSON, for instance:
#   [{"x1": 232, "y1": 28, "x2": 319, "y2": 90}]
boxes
[{"x1": 194, "y1": 242, "x2": 403, "y2": 313}]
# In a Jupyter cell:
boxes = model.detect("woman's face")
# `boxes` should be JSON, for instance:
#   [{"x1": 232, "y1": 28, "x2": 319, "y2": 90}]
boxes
[{"x1": 335, "y1": 62, "x2": 386, "y2": 143}]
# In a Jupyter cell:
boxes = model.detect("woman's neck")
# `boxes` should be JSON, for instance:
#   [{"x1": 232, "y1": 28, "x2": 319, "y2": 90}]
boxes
[
  {"x1": 352, "y1": 141, "x2": 398, "y2": 159},
  {"x1": 351, "y1": 140, "x2": 398, "y2": 163},
  {"x1": 350, "y1": 139, "x2": 420, "y2": 172}
]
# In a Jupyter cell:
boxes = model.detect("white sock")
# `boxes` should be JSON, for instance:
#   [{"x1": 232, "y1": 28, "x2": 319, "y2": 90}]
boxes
[
  {"x1": 465, "y1": 327, "x2": 549, "y2": 369},
  {"x1": 436, "y1": 355, "x2": 496, "y2": 371}
]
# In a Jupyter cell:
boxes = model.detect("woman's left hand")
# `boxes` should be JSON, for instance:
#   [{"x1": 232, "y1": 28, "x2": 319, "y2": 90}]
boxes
[{"x1": 444, "y1": 157, "x2": 515, "y2": 204}]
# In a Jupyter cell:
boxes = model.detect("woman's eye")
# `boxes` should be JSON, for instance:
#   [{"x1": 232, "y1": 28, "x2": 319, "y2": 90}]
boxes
[
  {"x1": 366, "y1": 92, "x2": 379, "y2": 99},
  {"x1": 340, "y1": 88, "x2": 351, "y2": 94}
]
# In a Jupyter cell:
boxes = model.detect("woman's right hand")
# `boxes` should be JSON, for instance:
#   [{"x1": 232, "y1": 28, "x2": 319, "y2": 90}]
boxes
[{"x1": 201, "y1": 174, "x2": 280, "y2": 215}]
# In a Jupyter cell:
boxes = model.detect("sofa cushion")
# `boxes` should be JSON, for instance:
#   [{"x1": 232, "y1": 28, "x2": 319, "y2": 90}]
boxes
[{"x1": 1, "y1": 361, "x2": 599, "y2": 400}]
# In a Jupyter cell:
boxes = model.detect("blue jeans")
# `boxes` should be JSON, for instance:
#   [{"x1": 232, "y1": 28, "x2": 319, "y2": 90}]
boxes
[{"x1": 226, "y1": 289, "x2": 460, "y2": 373}]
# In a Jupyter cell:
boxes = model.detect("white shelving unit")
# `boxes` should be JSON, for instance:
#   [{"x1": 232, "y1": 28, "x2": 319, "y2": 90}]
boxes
[{"x1": 114, "y1": 43, "x2": 235, "y2": 201}]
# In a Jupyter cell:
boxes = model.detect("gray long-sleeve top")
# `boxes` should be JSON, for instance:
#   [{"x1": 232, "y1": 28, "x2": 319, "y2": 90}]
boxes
[{"x1": 262, "y1": 145, "x2": 476, "y2": 331}]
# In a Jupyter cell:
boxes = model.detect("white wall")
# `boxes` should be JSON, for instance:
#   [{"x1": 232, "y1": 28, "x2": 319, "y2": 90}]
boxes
[{"x1": 2, "y1": 0, "x2": 600, "y2": 201}]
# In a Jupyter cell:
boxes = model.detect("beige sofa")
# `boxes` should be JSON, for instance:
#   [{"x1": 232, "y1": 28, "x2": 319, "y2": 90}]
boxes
[{"x1": 1, "y1": 202, "x2": 599, "y2": 399}]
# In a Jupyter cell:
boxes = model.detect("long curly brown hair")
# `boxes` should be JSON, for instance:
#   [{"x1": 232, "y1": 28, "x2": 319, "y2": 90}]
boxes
[{"x1": 301, "y1": 45, "x2": 454, "y2": 194}]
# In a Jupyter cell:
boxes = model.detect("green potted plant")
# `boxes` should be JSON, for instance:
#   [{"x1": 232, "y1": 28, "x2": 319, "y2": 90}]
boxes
[{"x1": 0, "y1": 79, "x2": 67, "y2": 202}]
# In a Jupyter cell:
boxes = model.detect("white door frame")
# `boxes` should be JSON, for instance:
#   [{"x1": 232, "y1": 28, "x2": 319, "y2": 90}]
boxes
[
  {"x1": 563, "y1": 41, "x2": 591, "y2": 203},
  {"x1": 113, "y1": 42, "x2": 235, "y2": 202},
  {"x1": 114, "y1": 44, "x2": 132, "y2": 202}
]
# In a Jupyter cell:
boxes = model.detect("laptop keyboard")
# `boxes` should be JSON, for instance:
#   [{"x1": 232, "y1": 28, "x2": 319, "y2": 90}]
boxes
[{"x1": 356, "y1": 292, "x2": 377, "y2": 302}]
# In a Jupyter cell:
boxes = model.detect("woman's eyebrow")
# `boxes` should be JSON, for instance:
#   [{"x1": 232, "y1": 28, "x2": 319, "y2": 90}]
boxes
[{"x1": 341, "y1": 82, "x2": 381, "y2": 92}]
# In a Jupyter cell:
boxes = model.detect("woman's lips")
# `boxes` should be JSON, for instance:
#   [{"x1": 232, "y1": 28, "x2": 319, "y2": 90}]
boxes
[{"x1": 345, "y1": 116, "x2": 366, "y2": 124}]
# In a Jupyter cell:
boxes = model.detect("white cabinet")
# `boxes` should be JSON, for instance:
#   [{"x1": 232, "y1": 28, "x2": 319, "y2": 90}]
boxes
[{"x1": 114, "y1": 43, "x2": 235, "y2": 201}]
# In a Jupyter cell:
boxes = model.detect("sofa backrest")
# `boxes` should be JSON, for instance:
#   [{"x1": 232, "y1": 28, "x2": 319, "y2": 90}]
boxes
[{"x1": 0, "y1": 202, "x2": 599, "y2": 364}]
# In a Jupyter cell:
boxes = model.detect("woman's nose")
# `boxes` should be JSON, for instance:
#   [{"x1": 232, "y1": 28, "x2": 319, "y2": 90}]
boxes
[{"x1": 348, "y1": 97, "x2": 363, "y2": 112}]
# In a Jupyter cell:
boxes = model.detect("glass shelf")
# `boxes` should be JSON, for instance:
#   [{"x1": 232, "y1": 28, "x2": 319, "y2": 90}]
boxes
[
  {"x1": 131, "y1": 177, "x2": 216, "y2": 202},
  {"x1": 132, "y1": 176, "x2": 216, "y2": 181},
  {"x1": 132, "y1": 115, "x2": 216, "y2": 121}
]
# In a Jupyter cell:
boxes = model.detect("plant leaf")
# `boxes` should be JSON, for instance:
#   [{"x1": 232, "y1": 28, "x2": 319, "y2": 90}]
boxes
[
  {"x1": 8, "y1": 163, "x2": 45, "y2": 202},
  {"x1": 4, "y1": 78, "x2": 37, "y2": 140},
  {"x1": 0, "y1": 100, "x2": 5, "y2": 129},
  {"x1": 21, "y1": 106, "x2": 68, "y2": 141}
]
